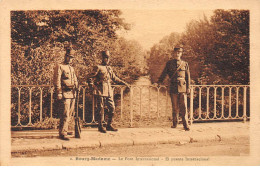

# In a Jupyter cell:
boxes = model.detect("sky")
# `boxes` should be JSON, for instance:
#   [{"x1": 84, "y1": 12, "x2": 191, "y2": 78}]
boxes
[{"x1": 117, "y1": 10, "x2": 214, "y2": 50}]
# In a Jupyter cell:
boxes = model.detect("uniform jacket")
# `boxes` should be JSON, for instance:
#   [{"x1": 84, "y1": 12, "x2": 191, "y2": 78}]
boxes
[
  {"x1": 88, "y1": 65, "x2": 125, "y2": 97},
  {"x1": 158, "y1": 59, "x2": 190, "y2": 94},
  {"x1": 53, "y1": 63, "x2": 78, "y2": 99}
]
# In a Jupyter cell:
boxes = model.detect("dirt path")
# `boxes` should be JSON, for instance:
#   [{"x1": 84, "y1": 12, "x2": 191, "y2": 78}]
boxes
[{"x1": 133, "y1": 76, "x2": 152, "y2": 86}]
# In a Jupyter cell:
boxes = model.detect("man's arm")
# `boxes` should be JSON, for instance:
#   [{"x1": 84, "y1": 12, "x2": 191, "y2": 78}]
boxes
[
  {"x1": 185, "y1": 62, "x2": 191, "y2": 93},
  {"x1": 88, "y1": 66, "x2": 99, "y2": 78},
  {"x1": 86, "y1": 66, "x2": 99, "y2": 89},
  {"x1": 109, "y1": 66, "x2": 129, "y2": 87},
  {"x1": 157, "y1": 62, "x2": 168, "y2": 84},
  {"x1": 53, "y1": 64, "x2": 62, "y2": 99},
  {"x1": 72, "y1": 67, "x2": 79, "y2": 89}
]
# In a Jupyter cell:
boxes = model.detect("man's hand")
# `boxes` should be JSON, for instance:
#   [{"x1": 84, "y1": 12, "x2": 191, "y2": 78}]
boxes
[
  {"x1": 87, "y1": 82, "x2": 94, "y2": 90},
  {"x1": 57, "y1": 93, "x2": 63, "y2": 100}
]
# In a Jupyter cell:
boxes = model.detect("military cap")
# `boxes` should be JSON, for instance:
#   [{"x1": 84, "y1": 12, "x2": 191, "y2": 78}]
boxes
[
  {"x1": 64, "y1": 41, "x2": 71, "y2": 48},
  {"x1": 174, "y1": 45, "x2": 184, "y2": 51},
  {"x1": 101, "y1": 50, "x2": 110, "y2": 58},
  {"x1": 65, "y1": 49, "x2": 75, "y2": 58}
]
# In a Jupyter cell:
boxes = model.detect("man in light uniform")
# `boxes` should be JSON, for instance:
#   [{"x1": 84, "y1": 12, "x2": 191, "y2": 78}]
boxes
[{"x1": 53, "y1": 49, "x2": 78, "y2": 140}]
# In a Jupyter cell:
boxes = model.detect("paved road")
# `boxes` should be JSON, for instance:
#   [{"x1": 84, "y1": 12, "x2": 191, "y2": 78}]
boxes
[{"x1": 12, "y1": 136, "x2": 249, "y2": 158}]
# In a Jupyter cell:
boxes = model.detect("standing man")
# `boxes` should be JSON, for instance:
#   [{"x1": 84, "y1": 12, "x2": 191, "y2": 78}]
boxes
[
  {"x1": 156, "y1": 45, "x2": 191, "y2": 131},
  {"x1": 88, "y1": 50, "x2": 129, "y2": 133},
  {"x1": 53, "y1": 48, "x2": 78, "y2": 140}
]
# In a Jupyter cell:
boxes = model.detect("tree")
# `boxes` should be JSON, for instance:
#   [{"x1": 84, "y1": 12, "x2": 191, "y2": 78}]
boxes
[
  {"x1": 147, "y1": 32, "x2": 181, "y2": 83},
  {"x1": 109, "y1": 37, "x2": 147, "y2": 83},
  {"x1": 209, "y1": 9, "x2": 249, "y2": 84},
  {"x1": 11, "y1": 10, "x2": 131, "y2": 85},
  {"x1": 179, "y1": 16, "x2": 217, "y2": 84},
  {"x1": 148, "y1": 10, "x2": 249, "y2": 85}
]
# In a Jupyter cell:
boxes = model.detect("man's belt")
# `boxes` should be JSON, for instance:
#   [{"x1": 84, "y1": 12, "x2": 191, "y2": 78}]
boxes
[
  {"x1": 62, "y1": 85, "x2": 75, "y2": 91},
  {"x1": 171, "y1": 77, "x2": 185, "y2": 81}
]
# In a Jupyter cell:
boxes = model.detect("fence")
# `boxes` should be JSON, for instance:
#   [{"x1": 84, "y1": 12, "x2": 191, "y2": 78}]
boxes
[{"x1": 11, "y1": 84, "x2": 250, "y2": 128}]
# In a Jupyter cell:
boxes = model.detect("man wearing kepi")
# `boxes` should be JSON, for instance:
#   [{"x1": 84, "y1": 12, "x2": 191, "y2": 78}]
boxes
[
  {"x1": 156, "y1": 45, "x2": 191, "y2": 131},
  {"x1": 53, "y1": 48, "x2": 78, "y2": 140},
  {"x1": 87, "y1": 50, "x2": 129, "y2": 133}
]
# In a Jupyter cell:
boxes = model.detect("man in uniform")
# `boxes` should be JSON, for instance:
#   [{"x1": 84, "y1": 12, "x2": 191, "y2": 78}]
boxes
[
  {"x1": 87, "y1": 50, "x2": 129, "y2": 133},
  {"x1": 53, "y1": 48, "x2": 78, "y2": 140},
  {"x1": 156, "y1": 45, "x2": 191, "y2": 131}
]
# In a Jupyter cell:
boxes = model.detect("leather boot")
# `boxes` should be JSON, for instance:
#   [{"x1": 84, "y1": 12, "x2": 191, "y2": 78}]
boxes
[
  {"x1": 98, "y1": 117, "x2": 106, "y2": 133},
  {"x1": 171, "y1": 124, "x2": 177, "y2": 128},
  {"x1": 106, "y1": 113, "x2": 118, "y2": 131},
  {"x1": 171, "y1": 113, "x2": 178, "y2": 128},
  {"x1": 98, "y1": 123, "x2": 107, "y2": 133},
  {"x1": 171, "y1": 120, "x2": 177, "y2": 128},
  {"x1": 97, "y1": 105, "x2": 106, "y2": 133},
  {"x1": 183, "y1": 121, "x2": 190, "y2": 131},
  {"x1": 106, "y1": 124, "x2": 118, "y2": 131},
  {"x1": 59, "y1": 135, "x2": 70, "y2": 141}
]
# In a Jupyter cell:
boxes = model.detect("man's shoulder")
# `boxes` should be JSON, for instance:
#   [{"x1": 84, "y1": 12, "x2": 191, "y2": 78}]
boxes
[
  {"x1": 57, "y1": 62, "x2": 68, "y2": 67},
  {"x1": 96, "y1": 65, "x2": 112, "y2": 69},
  {"x1": 55, "y1": 62, "x2": 64, "y2": 69},
  {"x1": 183, "y1": 60, "x2": 189, "y2": 66},
  {"x1": 56, "y1": 62, "x2": 63, "y2": 66},
  {"x1": 96, "y1": 65, "x2": 104, "y2": 70},
  {"x1": 57, "y1": 63, "x2": 76, "y2": 70},
  {"x1": 94, "y1": 65, "x2": 106, "y2": 72},
  {"x1": 166, "y1": 59, "x2": 174, "y2": 64},
  {"x1": 165, "y1": 59, "x2": 177, "y2": 66},
  {"x1": 179, "y1": 59, "x2": 188, "y2": 65},
  {"x1": 107, "y1": 65, "x2": 113, "y2": 70}
]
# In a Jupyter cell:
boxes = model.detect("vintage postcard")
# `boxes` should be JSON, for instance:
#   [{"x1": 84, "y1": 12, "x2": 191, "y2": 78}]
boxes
[{"x1": 1, "y1": 0, "x2": 260, "y2": 166}]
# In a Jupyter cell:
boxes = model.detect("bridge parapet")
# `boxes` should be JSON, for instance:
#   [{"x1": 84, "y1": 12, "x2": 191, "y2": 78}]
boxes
[{"x1": 11, "y1": 84, "x2": 250, "y2": 128}]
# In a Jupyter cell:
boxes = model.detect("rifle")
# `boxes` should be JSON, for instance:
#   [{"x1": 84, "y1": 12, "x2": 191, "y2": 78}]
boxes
[{"x1": 75, "y1": 89, "x2": 81, "y2": 138}]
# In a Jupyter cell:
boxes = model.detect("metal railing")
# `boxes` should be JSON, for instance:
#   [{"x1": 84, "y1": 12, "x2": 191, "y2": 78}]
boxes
[
  {"x1": 11, "y1": 84, "x2": 250, "y2": 128},
  {"x1": 189, "y1": 85, "x2": 250, "y2": 123}
]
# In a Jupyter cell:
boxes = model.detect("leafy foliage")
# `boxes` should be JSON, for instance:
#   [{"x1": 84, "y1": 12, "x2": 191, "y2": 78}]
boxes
[
  {"x1": 147, "y1": 32, "x2": 181, "y2": 84},
  {"x1": 148, "y1": 10, "x2": 249, "y2": 85},
  {"x1": 110, "y1": 37, "x2": 148, "y2": 83},
  {"x1": 11, "y1": 10, "x2": 144, "y2": 85}
]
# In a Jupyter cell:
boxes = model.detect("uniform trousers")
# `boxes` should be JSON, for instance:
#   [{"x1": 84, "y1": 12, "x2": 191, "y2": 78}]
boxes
[
  {"x1": 95, "y1": 95, "x2": 115, "y2": 125},
  {"x1": 170, "y1": 93, "x2": 189, "y2": 129},
  {"x1": 59, "y1": 98, "x2": 75, "y2": 137}
]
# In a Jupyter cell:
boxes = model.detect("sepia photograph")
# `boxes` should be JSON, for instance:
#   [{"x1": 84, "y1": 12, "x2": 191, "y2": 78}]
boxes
[{"x1": 1, "y1": 0, "x2": 260, "y2": 166}]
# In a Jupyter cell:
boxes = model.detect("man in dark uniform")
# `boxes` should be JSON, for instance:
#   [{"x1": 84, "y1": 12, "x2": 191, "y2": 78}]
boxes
[
  {"x1": 53, "y1": 48, "x2": 78, "y2": 140},
  {"x1": 87, "y1": 50, "x2": 129, "y2": 133},
  {"x1": 156, "y1": 45, "x2": 191, "y2": 131}
]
